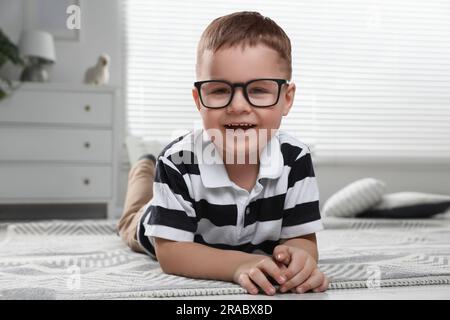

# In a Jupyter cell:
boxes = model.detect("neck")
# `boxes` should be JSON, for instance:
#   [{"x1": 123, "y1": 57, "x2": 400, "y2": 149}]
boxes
[{"x1": 224, "y1": 162, "x2": 259, "y2": 192}]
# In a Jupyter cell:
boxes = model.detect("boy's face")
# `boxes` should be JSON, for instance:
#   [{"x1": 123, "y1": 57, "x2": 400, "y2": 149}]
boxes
[{"x1": 192, "y1": 44, "x2": 296, "y2": 164}]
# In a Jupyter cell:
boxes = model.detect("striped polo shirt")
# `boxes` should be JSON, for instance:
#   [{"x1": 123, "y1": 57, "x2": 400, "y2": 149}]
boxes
[{"x1": 137, "y1": 129, "x2": 323, "y2": 258}]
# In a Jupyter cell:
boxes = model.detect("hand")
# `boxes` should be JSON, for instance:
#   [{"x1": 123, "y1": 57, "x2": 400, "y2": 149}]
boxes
[
  {"x1": 233, "y1": 255, "x2": 287, "y2": 295},
  {"x1": 273, "y1": 244, "x2": 329, "y2": 294}
]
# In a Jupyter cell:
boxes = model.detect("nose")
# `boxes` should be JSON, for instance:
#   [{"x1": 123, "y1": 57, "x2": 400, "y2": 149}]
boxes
[{"x1": 227, "y1": 88, "x2": 252, "y2": 113}]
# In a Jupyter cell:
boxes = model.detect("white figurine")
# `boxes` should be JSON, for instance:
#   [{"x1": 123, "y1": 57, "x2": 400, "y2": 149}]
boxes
[{"x1": 84, "y1": 54, "x2": 110, "y2": 85}]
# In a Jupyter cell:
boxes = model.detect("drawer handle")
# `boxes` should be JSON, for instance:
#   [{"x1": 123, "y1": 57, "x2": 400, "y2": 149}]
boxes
[
  {"x1": 84, "y1": 142, "x2": 91, "y2": 149},
  {"x1": 84, "y1": 105, "x2": 91, "y2": 112},
  {"x1": 83, "y1": 178, "x2": 90, "y2": 185}
]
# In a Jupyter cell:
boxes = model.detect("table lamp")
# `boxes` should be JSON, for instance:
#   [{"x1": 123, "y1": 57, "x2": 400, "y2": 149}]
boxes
[{"x1": 19, "y1": 30, "x2": 56, "y2": 82}]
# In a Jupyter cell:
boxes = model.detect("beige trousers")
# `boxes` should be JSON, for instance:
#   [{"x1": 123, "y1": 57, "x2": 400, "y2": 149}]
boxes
[{"x1": 117, "y1": 159, "x2": 155, "y2": 253}]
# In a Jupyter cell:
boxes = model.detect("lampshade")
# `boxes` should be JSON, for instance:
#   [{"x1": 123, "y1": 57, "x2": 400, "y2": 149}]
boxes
[{"x1": 19, "y1": 30, "x2": 56, "y2": 63}]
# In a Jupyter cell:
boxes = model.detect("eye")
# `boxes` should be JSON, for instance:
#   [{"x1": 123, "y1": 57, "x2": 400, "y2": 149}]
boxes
[
  {"x1": 203, "y1": 83, "x2": 231, "y2": 96},
  {"x1": 210, "y1": 88, "x2": 230, "y2": 95},
  {"x1": 248, "y1": 87, "x2": 270, "y2": 94}
]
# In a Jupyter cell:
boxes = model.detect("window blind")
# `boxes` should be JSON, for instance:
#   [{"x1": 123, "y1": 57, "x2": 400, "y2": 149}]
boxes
[{"x1": 123, "y1": 0, "x2": 450, "y2": 163}]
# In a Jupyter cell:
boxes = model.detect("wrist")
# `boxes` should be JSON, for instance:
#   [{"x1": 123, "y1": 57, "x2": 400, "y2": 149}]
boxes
[{"x1": 281, "y1": 239, "x2": 318, "y2": 262}]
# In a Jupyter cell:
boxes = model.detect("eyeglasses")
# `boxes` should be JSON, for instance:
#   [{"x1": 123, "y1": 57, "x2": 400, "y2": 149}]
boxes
[{"x1": 194, "y1": 78, "x2": 289, "y2": 109}]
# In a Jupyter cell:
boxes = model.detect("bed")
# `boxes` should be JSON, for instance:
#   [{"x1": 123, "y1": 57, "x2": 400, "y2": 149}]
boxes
[{"x1": 0, "y1": 213, "x2": 449, "y2": 299}]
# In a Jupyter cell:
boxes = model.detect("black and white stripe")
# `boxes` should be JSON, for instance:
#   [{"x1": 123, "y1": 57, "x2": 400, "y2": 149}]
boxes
[{"x1": 139, "y1": 129, "x2": 322, "y2": 258}]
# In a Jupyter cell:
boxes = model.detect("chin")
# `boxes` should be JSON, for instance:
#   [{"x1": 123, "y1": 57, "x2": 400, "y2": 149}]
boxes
[{"x1": 223, "y1": 139, "x2": 260, "y2": 165}]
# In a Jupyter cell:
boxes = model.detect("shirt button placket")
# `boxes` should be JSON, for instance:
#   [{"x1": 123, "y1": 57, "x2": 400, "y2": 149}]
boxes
[{"x1": 242, "y1": 206, "x2": 250, "y2": 235}]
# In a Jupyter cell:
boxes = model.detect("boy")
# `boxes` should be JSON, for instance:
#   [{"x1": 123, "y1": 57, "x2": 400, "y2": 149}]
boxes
[{"x1": 118, "y1": 11, "x2": 328, "y2": 295}]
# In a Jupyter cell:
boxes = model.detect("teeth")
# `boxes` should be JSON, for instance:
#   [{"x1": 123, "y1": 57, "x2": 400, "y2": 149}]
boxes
[{"x1": 226, "y1": 123, "x2": 254, "y2": 127}]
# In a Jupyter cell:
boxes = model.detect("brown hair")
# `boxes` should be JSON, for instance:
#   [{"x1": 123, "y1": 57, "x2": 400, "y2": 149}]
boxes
[{"x1": 196, "y1": 11, "x2": 292, "y2": 79}]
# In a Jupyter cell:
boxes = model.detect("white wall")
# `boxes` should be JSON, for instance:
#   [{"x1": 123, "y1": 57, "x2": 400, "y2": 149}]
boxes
[
  {"x1": 0, "y1": 1, "x2": 24, "y2": 47},
  {"x1": 0, "y1": 0, "x2": 123, "y2": 86}
]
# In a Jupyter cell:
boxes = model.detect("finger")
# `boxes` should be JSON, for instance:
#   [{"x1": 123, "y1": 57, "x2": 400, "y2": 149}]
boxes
[
  {"x1": 280, "y1": 257, "x2": 315, "y2": 292},
  {"x1": 275, "y1": 261, "x2": 289, "y2": 284},
  {"x1": 248, "y1": 267, "x2": 276, "y2": 296},
  {"x1": 313, "y1": 274, "x2": 329, "y2": 293},
  {"x1": 237, "y1": 273, "x2": 259, "y2": 295},
  {"x1": 282, "y1": 251, "x2": 309, "y2": 282},
  {"x1": 276, "y1": 261, "x2": 289, "y2": 273},
  {"x1": 257, "y1": 259, "x2": 287, "y2": 285},
  {"x1": 273, "y1": 245, "x2": 291, "y2": 265},
  {"x1": 297, "y1": 269, "x2": 325, "y2": 294}
]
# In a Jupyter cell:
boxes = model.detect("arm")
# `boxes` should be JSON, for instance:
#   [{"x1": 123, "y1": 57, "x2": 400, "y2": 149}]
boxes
[
  {"x1": 154, "y1": 237, "x2": 287, "y2": 295},
  {"x1": 155, "y1": 237, "x2": 262, "y2": 281}
]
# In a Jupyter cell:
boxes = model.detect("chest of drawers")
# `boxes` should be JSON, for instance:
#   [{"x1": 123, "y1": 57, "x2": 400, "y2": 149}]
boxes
[{"x1": 0, "y1": 83, "x2": 119, "y2": 218}]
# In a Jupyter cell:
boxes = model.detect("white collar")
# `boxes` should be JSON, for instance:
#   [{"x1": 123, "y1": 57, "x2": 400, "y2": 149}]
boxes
[{"x1": 196, "y1": 129, "x2": 284, "y2": 188}]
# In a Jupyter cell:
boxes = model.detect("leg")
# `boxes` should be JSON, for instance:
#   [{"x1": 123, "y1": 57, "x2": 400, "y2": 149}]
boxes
[{"x1": 118, "y1": 158, "x2": 155, "y2": 253}]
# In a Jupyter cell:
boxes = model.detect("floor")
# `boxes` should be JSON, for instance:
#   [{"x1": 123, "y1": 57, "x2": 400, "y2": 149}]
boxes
[
  {"x1": 172, "y1": 284, "x2": 450, "y2": 300},
  {"x1": 2, "y1": 218, "x2": 449, "y2": 300}
]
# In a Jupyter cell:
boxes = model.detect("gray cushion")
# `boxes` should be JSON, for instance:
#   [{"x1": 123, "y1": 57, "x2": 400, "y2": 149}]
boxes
[
  {"x1": 358, "y1": 192, "x2": 450, "y2": 218},
  {"x1": 322, "y1": 178, "x2": 386, "y2": 217}
]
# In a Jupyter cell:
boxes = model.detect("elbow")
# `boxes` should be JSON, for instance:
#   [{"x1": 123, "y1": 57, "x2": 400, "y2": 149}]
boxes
[
  {"x1": 153, "y1": 237, "x2": 177, "y2": 274},
  {"x1": 156, "y1": 254, "x2": 176, "y2": 275},
  {"x1": 158, "y1": 261, "x2": 175, "y2": 275}
]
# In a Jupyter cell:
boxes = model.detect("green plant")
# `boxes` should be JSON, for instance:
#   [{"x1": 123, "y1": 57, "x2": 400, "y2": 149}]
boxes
[{"x1": 0, "y1": 29, "x2": 24, "y2": 100}]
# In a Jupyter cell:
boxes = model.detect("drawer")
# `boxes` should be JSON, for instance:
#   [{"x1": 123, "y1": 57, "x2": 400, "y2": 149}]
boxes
[
  {"x1": 0, "y1": 90, "x2": 112, "y2": 126},
  {"x1": 0, "y1": 127, "x2": 112, "y2": 162},
  {"x1": 0, "y1": 165, "x2": 112, "y2": 199}
]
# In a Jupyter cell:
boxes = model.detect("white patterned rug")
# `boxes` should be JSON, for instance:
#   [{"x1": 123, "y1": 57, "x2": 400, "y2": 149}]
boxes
[{"x1": 0, "y1": 215, "x2": 449, "y2": 299}]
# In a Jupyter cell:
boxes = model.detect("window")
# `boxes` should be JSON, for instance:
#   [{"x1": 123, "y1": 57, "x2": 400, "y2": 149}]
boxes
[{"x1": 124, "y1": 0, "x2": 450, "y2": 163}]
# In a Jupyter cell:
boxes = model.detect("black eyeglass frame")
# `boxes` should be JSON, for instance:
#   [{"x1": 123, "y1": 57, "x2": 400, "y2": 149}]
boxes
[{"x1": 194, "y1": 78, "x2": 289, "y2": 109}]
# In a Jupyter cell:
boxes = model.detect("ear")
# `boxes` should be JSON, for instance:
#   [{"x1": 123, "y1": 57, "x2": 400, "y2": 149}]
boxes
[
  {"x1": 282, "y1": 83, "x2": 296, "y2": 116},
  {"x1": 192, "y1": 87, "x2": 202, "y2": 112}
]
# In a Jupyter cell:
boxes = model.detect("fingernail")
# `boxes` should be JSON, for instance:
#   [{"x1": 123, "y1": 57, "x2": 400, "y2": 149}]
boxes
[
  {"x1": 279, "y1": 276, "x2": 286, "y2": 283},
  {"x1": 268, "y1": 287, "x2": 275, "y2": 295},
  {"x1": 280, "y1": 287, "x2": 286, "y2": 293},
  {"x1": 277, "y1": 254, "x2": 283, "y2": 260},
  {"x1": 297, "y1": 287, "x2": 304, "y2": 294}
]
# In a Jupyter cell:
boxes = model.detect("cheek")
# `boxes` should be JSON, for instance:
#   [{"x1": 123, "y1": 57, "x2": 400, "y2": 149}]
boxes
[
  {"x1": 257, "y1": 109, "x2": 284, "y2": 129},
  {"x1": 200, "y1": 109, "x2": 222, "y2": 129}
]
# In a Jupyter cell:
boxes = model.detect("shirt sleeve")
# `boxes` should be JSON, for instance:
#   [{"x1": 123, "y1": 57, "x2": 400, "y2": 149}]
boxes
[
  {"x1": 281, "y1": 149, "x2": 323, "y2": 239},
  {"x1": 143, "y1": 154, "x2": 197, "y2": 242}
]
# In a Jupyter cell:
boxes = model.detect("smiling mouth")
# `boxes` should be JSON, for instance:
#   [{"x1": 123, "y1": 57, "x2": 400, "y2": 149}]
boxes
[{"x1": 224, "y1": 123, "x2": 257, "y2": 130}]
